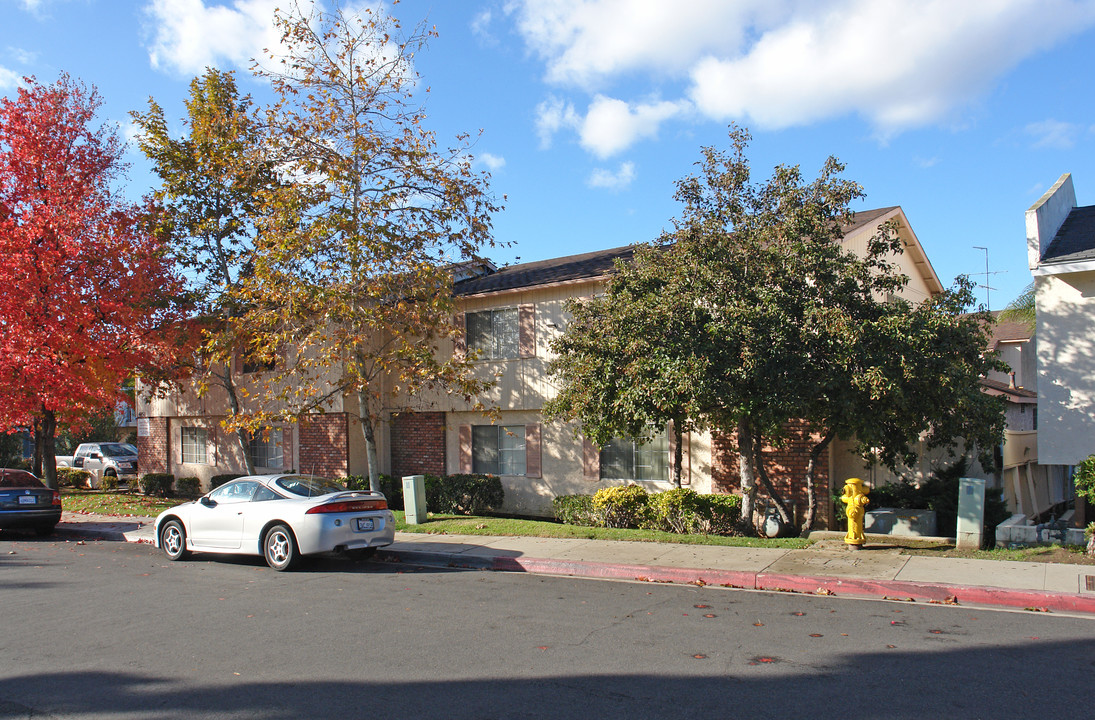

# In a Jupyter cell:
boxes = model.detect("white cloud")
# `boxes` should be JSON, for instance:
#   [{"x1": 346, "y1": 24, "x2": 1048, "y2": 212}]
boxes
[
  {"x1": 511, "y1": 0, "x2": 1095, "y2": 139},
  {"x1": 1025, "y1": 119, "x2": 1084, "y2": 149},
  {"x1": 578, "y1": 95, "x2": 688, "y2": 157},
  {"x1": 477, "y1": 152, "x2": 506, "y2": 171},
  {"x1": 588, "y1": 161, "x2": 635, "y2": 190},
  {"x1": 0, "y1": 66, "x2": 20, "y2": 90},
  {"x1": 535, "y1": 94, "x2": 581, "y2": 147},
  {"x1": 142, "y1": 0, "x2": 283, "y2": 75},
  {"x1": 471, "y1": 9, "x2": 494, "y2": 40}
]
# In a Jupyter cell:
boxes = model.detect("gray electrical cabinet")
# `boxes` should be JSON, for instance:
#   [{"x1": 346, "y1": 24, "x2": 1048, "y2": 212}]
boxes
[
  {"x1": 403, "y1": 474, "x2": 427, "y2": 525},
  {"x1": 956, "y1": 477, "x2": 986, "y2": 549}
]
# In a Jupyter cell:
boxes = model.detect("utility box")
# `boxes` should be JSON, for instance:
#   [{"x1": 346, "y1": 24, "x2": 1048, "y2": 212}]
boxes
[
  {"x1": 402, "y1": 474, "x2": 427, "y2": 525},
  {"x1": 956, "y1": 477, "x2": 986, "y2": 549}
]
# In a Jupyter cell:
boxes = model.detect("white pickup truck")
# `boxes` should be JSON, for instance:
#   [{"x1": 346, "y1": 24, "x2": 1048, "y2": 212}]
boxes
[{"x1": 56, "y1": 443, "x2": 139, "y2": 489}]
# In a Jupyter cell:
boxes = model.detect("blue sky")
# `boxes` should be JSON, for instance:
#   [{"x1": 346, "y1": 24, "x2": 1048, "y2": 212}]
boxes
[{"x1": 4, "y1": 0, "x2": 1095, "y2": 309}]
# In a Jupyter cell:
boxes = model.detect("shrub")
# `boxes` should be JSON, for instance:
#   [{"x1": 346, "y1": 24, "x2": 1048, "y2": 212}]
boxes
[
  {"x1": 644, "y1": 489, "x2": 742, "y2": 535},
  {"x1": 592, "y1": 485, "x2": 650, "y2": 529},
  {"x1": 345, "y1": 474, "x2": 404, "y2": 509},
  {"x1": 552, "y1": 494, "x2": 601, "y2": 527},
  {"x1": 139, "y1": 473, "x2": 174, "y2": 498},
  {"x1": 57, "y1": 467, "x2": 92, "y2": 489},
  {"x1": 697, "y1": 493, "x2": 742, "y2": 535},
  {"x1": 210, "y1": 474, "x2": 242, "y2": 489},
  {"x1": 646, "y1": 487, "x2": 705, "y2": 534},
  {"x1": 100, "y1": 473, "x2": 120, "y2": 491},
  {"x1": 177, "y1": 477, "x2": 200, "y2": 497},
  {"x1": 1074, "y1": 455, "x2": 1095, "y2": 505},
  {"x1": 432, "y1": 473, "x2": 504, "y2": 515}
]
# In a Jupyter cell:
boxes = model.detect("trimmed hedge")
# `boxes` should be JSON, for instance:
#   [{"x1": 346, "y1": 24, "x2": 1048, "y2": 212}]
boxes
[
  {"x1": 556, "y1": 486, "x2": 743, "y2": 536},
  {"x1": 177, "y1": 476, "x2": 200, "y2": 497},
  {"x1": 210, "y1": 474, "x2": 242, "y2": 490},
  {"x1": 552, "y1": 494, "x2": 601, "y2": 527},
  {"x1": 139, "y1": 473, "x2": 174, "y2": 498},
  {"x1": 344, "y1": 473, "x2": 503, "y2": 515},
  {"x1": 57, "y1": 467, "x2": 93, "y2": 489},
  {"x1": 592, "y1": 485, "x2": 651, "y2": 529}
]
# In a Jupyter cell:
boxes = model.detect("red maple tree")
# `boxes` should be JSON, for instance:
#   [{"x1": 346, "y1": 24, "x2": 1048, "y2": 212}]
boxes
[{"x1": 0, "y1": 75, "x2": 190, "y2": 487}]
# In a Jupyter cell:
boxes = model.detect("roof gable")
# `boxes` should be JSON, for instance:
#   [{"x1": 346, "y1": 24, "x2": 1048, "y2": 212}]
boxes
[{"x1": 1041, "y1": 205, "x2": 1095, "y2": 265}]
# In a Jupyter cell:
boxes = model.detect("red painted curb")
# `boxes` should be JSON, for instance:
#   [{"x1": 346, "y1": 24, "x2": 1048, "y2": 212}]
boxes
[
  {"x1": 446, "y1": 552, "x2": 1095, "y2": 615},
  {"x1": 490, "y1": 555, "x2": 758, "y2": 589},
  {"x1": 755, "y1": 571, "x2": 1095, "y2": 614}
]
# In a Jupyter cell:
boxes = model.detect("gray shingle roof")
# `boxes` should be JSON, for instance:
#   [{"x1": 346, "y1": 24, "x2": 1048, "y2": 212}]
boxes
[
  {"x1": 1042, "y1": 205, "x2": 1095, "y2": 264},
  {"x1": 455, "y1": 207, "x2": 898, "y2": 296}
]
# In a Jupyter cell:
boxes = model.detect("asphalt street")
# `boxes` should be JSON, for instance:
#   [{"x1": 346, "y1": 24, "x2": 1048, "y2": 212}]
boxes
[{"x1": 2, "y1": 534, "x2": 1093, "y2": 720}]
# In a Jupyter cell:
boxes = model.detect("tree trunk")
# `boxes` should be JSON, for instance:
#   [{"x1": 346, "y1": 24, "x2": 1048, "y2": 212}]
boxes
[
  {"x1": 357, "y1": 389, "x2": 381, "y2": 492},
  {"x1": 220, "y1": 367, "x2": 255, "y2": 474},
  {"x1": 753, "y1": 431, "x2": 793, "y2": 530},
  {"x1": 801, "y1": 429, "x2": 836, "y2": 535},
  {"x1": 32, "y1": 417, "x2": 43, "y2": 477},
  {"x1": 737, "y1": 418, "x2": 758, "y2": 534},
  {"x1": 40, "y1": 407, "x2": 57, "y2": 490},
  {"x1": 671, "y1": 419, "x2": 683, "y2": 489}
]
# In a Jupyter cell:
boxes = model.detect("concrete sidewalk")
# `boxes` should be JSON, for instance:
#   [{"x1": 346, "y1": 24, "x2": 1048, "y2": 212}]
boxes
[{"x1": 54, "y1": 512, "x2": 1095, "y2": 616}]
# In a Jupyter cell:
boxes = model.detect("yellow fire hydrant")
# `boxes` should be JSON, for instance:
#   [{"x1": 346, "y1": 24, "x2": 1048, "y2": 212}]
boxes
[{"x1": 841, "y1": 478, "x2": 870, "y2": 548}]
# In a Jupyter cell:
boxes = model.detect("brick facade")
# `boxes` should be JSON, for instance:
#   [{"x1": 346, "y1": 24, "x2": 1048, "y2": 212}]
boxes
[
  {"x1": 298, "y1": 414, "x2": 349, "y2": 478},
  {"x1": 136, "y1": 417, "x2": 170, "y2": 475},
  {"x1": 712, "y1": 419, "x2": 831, "y2": 529},
  {"x1": 390, "y1": 412, "x2": 446, "y2": 478}
]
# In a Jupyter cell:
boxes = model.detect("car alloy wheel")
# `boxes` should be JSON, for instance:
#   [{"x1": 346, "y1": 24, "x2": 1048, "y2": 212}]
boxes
[
  {"x1": 160, "y1": 520, "x2": 189, "y2": 560},
  {"x1": 264, "y1": 524, "x2": 299, "y2": 571}
]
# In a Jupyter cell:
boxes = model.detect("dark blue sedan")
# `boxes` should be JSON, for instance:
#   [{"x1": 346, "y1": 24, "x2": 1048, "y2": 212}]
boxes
[{"x1": 0, "y1": 469, "x2": 62, "y2": 536}]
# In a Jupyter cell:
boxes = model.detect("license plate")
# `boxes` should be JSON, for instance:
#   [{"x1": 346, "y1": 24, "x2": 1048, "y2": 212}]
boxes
[
  {"x1": 18, "y1": 495, "x2": 36, "y2": 505},
  {"x1": 355, "y1": 518, "x2": 374, "y2": 531}
]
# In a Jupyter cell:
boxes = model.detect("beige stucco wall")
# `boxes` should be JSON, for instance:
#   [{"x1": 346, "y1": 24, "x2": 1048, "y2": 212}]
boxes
[
  {"x1": 1035, "y1": 271, "x2": 1095, "y2": 465},
  {"x1": 442, "y1": 410, "x2": 714, "y2": 516},
  {"x1": 987, "y1": 339, "x2": 1037, "y2": 392}
]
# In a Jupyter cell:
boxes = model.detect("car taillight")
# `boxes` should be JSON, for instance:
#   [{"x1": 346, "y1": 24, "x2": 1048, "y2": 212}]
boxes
[
  {"x1": 306, "y1": 499, "x2": 387, "y2": 514},
  {"x1": 52, "y1": 490, "x2": 61, "y2": 507}
]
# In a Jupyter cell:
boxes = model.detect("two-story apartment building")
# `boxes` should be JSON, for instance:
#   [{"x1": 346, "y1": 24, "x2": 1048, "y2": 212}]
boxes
[{"x1": 137, "y1": 206, "x2": 945, "y2": 523}]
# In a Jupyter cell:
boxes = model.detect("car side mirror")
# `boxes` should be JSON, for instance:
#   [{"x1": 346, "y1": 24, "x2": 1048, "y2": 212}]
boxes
[
  {"x1": 89, "y1": 452, "x2": 101, "y2": 460},
  {"x1": 200, "y1": 496, "x2": 216, "y2": 507}
]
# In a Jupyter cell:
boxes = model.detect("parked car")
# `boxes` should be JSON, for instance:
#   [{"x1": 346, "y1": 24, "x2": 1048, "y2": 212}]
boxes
[
  {"x1": 154, "y1": 474, "x2": 396, "y2": 571},
  {"x1": 0, "y1": 468, "x2": 62, "y2": 535},
  {"x1": 56, "y1": 443, "x2": 138, "y2": 488}
]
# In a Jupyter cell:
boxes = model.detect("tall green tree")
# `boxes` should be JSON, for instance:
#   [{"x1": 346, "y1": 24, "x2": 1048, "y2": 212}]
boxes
[
  {"x1": 545, "y1": 243, "x2": 709, "y2": 488},
  {"x1": 132, "y1": 69, "x2": 277, "y2": 473},
  {"x1": 220, "y1": 0, "x2": 500, "y2": 490},
  {"x1": 548, "y1": 127, "x2": 1005, "y2": 535}
]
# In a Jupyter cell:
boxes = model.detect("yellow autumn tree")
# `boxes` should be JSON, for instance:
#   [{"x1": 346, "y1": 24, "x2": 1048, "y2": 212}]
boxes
[{"x1": 223, "y1": 0, "x2": 501, "y2": 489}]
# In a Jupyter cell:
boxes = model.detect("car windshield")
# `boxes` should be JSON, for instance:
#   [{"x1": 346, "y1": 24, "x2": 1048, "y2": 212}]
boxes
[
  {"x1": 274, "y1": 476, "x2": 345, "y2": 497},
  {"x1": 99, "y1": 443, "x2": 135, "y2": 457},
  {"x1": 0, "y1": 469, "x2": 45, "y2": 489}
]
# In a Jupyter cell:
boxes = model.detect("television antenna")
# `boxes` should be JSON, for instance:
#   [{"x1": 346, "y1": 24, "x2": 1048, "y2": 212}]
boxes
[{"x1": 972, "y1": 246, "x2": 1007, "y2": 312}]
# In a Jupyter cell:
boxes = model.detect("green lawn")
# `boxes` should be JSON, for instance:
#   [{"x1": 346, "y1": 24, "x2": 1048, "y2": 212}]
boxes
[
  {"x1": 62, "y1": 489, "x2": 185, "y2": 517},
  {"x1": 392, "y1": 511, "x2": 812, "y2": 549}
]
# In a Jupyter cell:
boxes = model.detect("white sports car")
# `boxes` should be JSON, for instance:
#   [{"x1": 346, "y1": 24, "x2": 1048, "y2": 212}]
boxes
[{"x1": 155, "y1": 474, "x2": 396, "y2": 571}]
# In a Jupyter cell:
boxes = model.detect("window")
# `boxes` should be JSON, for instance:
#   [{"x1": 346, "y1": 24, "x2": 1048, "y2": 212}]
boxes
[
  {"x1": 467, "y1": 308, "x2": 519, "y2": 359},
  {"x1": 181, "y1": 427, "x2": 207, "y2": 464},
  {"x1": 472, "y1": 425, "x2": 526, "y2": 476},
  {"x1": 249, "y1": 428, "x2": 283, "y2": 469},
  {"x1": 600, "y1": 432, "x2": 669, "y2": 482},
  {"x1": 209, "y1": 480, "x2": 260, "y2": 503}
]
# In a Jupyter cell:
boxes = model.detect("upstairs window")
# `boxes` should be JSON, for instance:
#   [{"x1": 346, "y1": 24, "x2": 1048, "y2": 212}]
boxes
[
  {"x1": 467, "y1": 308, "x2": 519, "y2": 360},
  {"x1": 600, "y1": 432, "x2": 669, "y2": 482}
]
